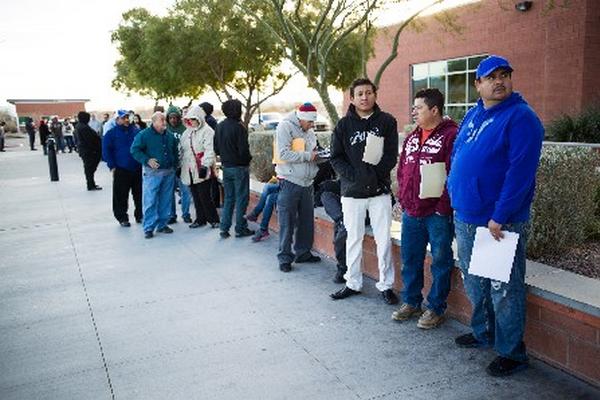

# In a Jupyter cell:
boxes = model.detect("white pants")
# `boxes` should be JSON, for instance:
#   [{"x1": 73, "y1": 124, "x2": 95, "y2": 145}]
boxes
[{"x1": 341, "y1": 194, "x2": 394, "y2": 292}]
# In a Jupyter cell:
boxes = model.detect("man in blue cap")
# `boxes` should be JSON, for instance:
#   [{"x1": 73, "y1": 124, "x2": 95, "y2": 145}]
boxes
[
  {"x1": 447, "y1": 55, "x2": 544, "y2": 376},
  {"x1": 102, "y1": 109, "x2": 143, "y2": 227}
]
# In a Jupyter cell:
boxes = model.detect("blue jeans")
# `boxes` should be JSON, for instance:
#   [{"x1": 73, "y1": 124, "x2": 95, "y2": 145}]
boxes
[
  {"x1": 171, "y1": 176, "x2": 192, "y2": 219},
  {"x1": 455, "y1": 219, "x2": 529, "y2": 362},
  {"x1": 142, "y1": 168, "x2": 175, "y2": 232},
  {"x1": 220, "y1": 166, "x2": 250, "y2": 234},
  {"x1": 250, "y1": 182, "x2": 279, "y2": 231},
  {"x1": 401, "y1": 212, "x2": 454, "y2": 315}
]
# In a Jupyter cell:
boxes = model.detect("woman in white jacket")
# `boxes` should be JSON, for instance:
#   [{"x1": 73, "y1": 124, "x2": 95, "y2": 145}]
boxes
[{"x1": 180, "y1": 105, "x2": 220, "y2": 228}]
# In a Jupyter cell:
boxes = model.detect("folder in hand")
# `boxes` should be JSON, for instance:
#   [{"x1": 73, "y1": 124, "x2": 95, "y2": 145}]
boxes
[
  {"x1": 419, "y1": 162, "x2": 447, "y2": 199},
  {"x1": 362, "y1": 133, "x2": 384, "y2": 165},
  {"x1": 273, "y1": 137, "x2": 306, "y2": 164}
]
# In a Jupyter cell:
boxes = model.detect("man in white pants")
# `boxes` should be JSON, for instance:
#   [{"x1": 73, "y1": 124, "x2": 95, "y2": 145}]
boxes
[{"x1": 329, "y1": 78, "x2": 399, "y2": 305}]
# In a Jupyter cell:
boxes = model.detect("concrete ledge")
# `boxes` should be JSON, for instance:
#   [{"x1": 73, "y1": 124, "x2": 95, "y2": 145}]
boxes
[{"x1": 248, "y1": 181, "x2": 600, "y2": 387}]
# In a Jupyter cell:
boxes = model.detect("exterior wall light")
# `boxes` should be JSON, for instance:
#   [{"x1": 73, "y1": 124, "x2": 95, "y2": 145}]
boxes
[{"x1": 515, "y1": 1, "x2": 533, "y2": 12}]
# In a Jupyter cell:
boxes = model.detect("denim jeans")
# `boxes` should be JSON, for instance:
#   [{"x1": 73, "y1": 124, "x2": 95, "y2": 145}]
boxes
[
  {"x1": 142, "y1": 168, "x2": 175, "y2": 232},
  {"x1": 277, "y1": 179, "x2": 314, "y2": 264},
  {"x1": 455, "y1": 218, "x2": 529, "y2": 362},
  {"x1": 250, "y1": 182, "x2": 279, "y2": 231},
  {"x1": 401, "y1": 212, "x2": 454, "y2": 315},
  {"x1": 171, "y1": 176, "x2": 192, "y2": 219},
  {"x1": 220, "y1": 166, "x2": 250, "y2": 234}
]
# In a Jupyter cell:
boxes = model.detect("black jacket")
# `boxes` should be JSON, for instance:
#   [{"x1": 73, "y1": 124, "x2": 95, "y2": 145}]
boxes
[
  {"x1": 330, "y1": 104, "x2": 398, "y2": 198},
  {"x1": 75, "y1": 122, "x2": 101, "y2": 159},
  {"x1": 214, "y1": 118, "x2": 252, "y2": 167}
]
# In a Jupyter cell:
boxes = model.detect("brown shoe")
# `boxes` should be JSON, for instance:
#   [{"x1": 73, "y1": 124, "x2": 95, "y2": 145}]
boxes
[
  {"x1": 391, "y1": 303, "x2": 422, "y2": 321},
  {"x1": 417, "y1": 309, "x2": 445, "y2": 329}
]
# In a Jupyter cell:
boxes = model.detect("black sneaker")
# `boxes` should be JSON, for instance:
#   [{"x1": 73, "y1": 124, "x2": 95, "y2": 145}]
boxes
[
  {"x1": 144, "y1": 231, "x2": 154, "y2": 239},
  {"x1": 382, "y1": 289, "x2": 398, "y2": 305},
  {"x1": 279, "y1": 263, "x2": 292, "y2": 273},
  {"x1": 295, "y1": 253, "x2": 321, "y2": 263},
  {"x1": 220, "y1": 231, "x2": 231, "y2": 239},
  {"x1": 157, "y1": 226, "x2": 174, "y2": 234},
  {"x1": 189, "y1": 221, "x2": 206, "y2": 229},
  {"x1": 210, "y1": 222, "x2": 219, "y2": 229},
  {"x1": 235, "y1": 228, "x2": 255, "y2": 238},
  {"x1": 455, "y1": 333, "x2": 485, "y2": 348},
  {"x1": 168, "y1": 217, "x2": 177, "y2": 224},
  {"x1": 183, "y1": 215, "x2": 193, "y2": 223},
  {"x1": 486, "y1": 356, "x2": 528, "y2": 377},
  {"x1": 330, "y1": 286, "x2": 360, "y2": 300},
  {"x1": 119, "y1": 221, "x2": 131, "y2": 227}
]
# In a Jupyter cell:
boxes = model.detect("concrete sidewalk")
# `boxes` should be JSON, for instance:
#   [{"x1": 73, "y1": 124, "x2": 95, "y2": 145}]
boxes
[{"x1": 0, "y1": 137, "x2": 598, "y2": 399}]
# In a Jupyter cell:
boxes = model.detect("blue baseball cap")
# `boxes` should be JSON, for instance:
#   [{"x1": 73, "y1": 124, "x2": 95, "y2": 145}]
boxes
[
  {"x1": 475, "y1": 55, "x2": 513, "y2": 79},
  {"x1": 116, "y1": 109, "x2": 129, "y2": 118}
]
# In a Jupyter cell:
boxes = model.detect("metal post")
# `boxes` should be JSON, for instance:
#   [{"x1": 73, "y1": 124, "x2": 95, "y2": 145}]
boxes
[{"x1": 47, "y1": 136, "x2": 59, "y2": 182}]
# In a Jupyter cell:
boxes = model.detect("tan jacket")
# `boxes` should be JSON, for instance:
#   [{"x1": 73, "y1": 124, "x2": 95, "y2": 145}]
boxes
[{"x1": 179, "y1": 123, "x2": 216, "y2": 185}]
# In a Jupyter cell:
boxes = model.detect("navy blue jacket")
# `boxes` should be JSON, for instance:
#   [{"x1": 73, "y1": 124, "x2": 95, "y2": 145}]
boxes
[
  {"x1": 102, "y1": 124, "x2": 141, "y2": 171},
  {"x1": 448, "y1": 92, "x2": 544, "y2": 225}
]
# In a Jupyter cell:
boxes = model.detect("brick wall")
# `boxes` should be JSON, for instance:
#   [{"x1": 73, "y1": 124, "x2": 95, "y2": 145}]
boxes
[
  {"x1": 15, "y1": 102, "x2": 88, "y2": 123},
  {"x1": 361, "y1": 0, "x2": 596, "y2": 127},
  {"x1": 249, "y1": 190, "x2": 600, "y2": 386}
]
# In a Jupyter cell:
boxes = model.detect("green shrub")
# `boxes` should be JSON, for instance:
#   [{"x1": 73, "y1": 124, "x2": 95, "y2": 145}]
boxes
[
  {"x1": 528, "y1": 146, "x2": 600, "y2": 258},
  {"x1": 248, "y1": 130, "x2": 334, "y2": 183},
  {"x1": 546, "y1": 105, "x2": 600, "y2": 143}
]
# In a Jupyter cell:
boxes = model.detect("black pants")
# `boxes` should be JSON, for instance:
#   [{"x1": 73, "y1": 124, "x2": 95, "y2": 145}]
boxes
[
  {"x1": 321, "y1": 190, "x2": 347, "y2": 267},
  {"x1": 189, "y1": 180, "x2": 220, "y2": 224},
  {"x1": 113, "y1": 168, "x2": 143, "y2": 223},
  {"x1": 28, "y1": 132, "x2": 36, "y2": 150},
  {"x1": 82, "y1": 155, "x2": 101, "y2": 189}
]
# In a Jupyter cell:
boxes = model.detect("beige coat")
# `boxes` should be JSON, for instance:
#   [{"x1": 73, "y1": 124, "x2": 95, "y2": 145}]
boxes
[{"x1": 179, "y1": 122, "x2": 216, "y2": 185}]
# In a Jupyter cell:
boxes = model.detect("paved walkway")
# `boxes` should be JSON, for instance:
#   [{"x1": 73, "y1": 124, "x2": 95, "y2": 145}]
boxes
[{"x1": 1, "y1": 137, "x2": 598, "y2": 399}]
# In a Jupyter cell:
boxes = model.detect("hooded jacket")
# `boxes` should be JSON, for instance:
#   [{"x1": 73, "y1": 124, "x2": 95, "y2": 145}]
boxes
[
  {"x1": 397, "y1": 118, "x2": 458, "y2": 217},
  {"x1": 214, "y1": 101, "x2": 251, "y2": 167},
  {"x1": 179, "y1": 106, "x2": 216, "y2": 185},
  {"x1": 447, "y1": 92, "x2": 544, "y2": 225},
  {"x1": 166, "y1": 105, "x2": 186, "y2": 141},
  {"x1": 75, "y1": 112, "x2": 101, "y2": 159},
  {"x1": 330, "y1": 104, "x2": 398, "y2": 198},
  {"x1": 274, "y1": 112, "x2": 319, "y2": 187}
]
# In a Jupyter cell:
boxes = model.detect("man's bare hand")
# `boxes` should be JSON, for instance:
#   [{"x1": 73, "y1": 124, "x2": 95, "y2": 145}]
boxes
[
  {"x1": 310, "y1": 151, "x2": 318, "y2": 161},
  {"x1": 148, "y1": 158, "x2": 160, "y2": 169},
  {"x1": 488, "y1": 219, "x2": 504, "y2": 241}
]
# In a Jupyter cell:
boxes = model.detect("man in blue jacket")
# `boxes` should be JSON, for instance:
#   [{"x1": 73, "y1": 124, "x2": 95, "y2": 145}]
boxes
[
  {"x1": 102, "y1": 109, "x2": 142, "y2": 227},
  {"x1": 131, "y1": 112, "x2": 179, "y2": 239},
  {"x1": 447, "y1": 55, "x2": 544, "y2": 377}
]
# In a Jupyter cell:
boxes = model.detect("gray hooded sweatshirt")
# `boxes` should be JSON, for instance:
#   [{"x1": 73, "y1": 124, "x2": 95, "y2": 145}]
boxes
[{"x1": 274, "y1": 112, "x2": 319, "y2": 187}]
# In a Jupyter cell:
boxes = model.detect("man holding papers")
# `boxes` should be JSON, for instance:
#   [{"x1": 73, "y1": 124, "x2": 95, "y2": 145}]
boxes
[
  {"x1": 275, "y1": 103, "x2": 321, "y2": 273},
  {"x1": 392, "y1": 88, "x2": 458, "y2": 329},
  {"x1": 329, "y1": 78, "x2": 399, "y2": 305},
  {"x1": 447, "y1": 55, "x2": 544, "y2": 377}
]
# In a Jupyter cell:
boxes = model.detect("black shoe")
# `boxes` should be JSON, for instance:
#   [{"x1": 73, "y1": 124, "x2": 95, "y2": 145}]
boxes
[
  {"x1": 382, "y1": 289, "x2": 398, "y2": 305},
  {"x1": 333, "y1": 265, "x2": 347, "y2": 284},
  {"x1": 486, "y1": 356, "x2": 528, "y2": 377},
  {"x1": 235, "y1": 228, "x2": 255, "y2": 237},
  {"x1": 189, "y1": 221, "x2": 206, "y2": 229},
  {"x1": 183, "y1": 215, "x2": 193, "y2": 223},
  {"x1": 168, "y1": 217, "x2": 177, "y2": 224},
  {"x1": 295, "y1": 253, "x2": 321, "y2": 263},
  {"x1": 144, "y1": 231, "x2": 153, "y2": 239},
  {"x1": 88, "y1": 185, "x2": 102, "y2": 191},
  {"x1": 330, "y1": 286, "x2": 360, "y2": 300},
  {"x1": 279, "y1": 263, "x2": 292, "y2": 273},
  {"x1": 119, "y1": 221, "x2": 131, "y2": 227},
  {"x1": 220, "y1": 231, "x2": 231, "y2": 238},
  {"x1": 455, "y1": 333, "x2": 485, "y2": 348},
  {"x1": 157, "y1": 226, "x2": 174, "y2": 234},
  {"x1": 210, "y1": 222, "x2": 219, "y2": 229},
  {"x1": 136, "y1": 218, "x2": 142, "y2": 224}
]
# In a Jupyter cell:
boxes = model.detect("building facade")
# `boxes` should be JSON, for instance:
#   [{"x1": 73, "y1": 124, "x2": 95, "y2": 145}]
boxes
[
  {"x1": 366, "y1": 0, "x2": 600, "y2": 129},
  {"x1": 7, "y1": 99, "x2": 90, "y2": 125}
]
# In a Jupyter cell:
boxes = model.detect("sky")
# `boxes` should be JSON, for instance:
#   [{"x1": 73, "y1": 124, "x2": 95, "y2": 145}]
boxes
[{"x1": 0, "y1": 0, "x2": 476, "y2": 114}]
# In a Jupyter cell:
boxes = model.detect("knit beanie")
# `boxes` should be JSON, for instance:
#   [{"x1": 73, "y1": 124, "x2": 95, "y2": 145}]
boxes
[{"x1": 296, "y1": 102, "x2": 317, "y2": 121}]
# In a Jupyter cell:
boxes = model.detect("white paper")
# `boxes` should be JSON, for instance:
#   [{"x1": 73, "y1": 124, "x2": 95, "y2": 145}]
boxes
[
  {"x1": 419, "y1": 162, "x2": 447, "y2": 199},
  {"x1": 362, "y1": 133, "x2": 384, "y2": 165},
  {"x1": 468, "y1": 227, "x2": 520, "y2": 283}
]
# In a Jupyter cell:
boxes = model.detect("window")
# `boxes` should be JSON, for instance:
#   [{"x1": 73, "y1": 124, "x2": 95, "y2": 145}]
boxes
[{"x1": 411, "y1": 54, "x2": 487, "y2": 123}]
